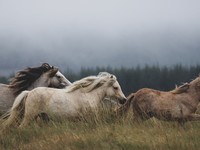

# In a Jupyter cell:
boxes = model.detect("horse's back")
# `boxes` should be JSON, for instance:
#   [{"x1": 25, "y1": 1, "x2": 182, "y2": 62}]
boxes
[
  {"x1": 134, "y1": 88, "x2": 160, "y2": 100},
  {"x1": 28, "y1": 87, "x2": 57, "y2": 97},
  {"x1": 0, "y1": 83, "x2": 15, "y2": 93},
  {"x1": 0, "y1": 83, "x2": 9, "y2": 88},
  {"x1": 0, "y1": 83, "x2": 15, "y2": 115},
  {"x1": 134, "y1": 88, "x2": 178, "y2": 107},
  {"x1": 133, "y1": 88, "x2": 164, "y2": 114},
  {"x1": 24, "y1": 87, "x2": 76, "y2": 118},
  {"x1": 26, "y1": 87, "x2": 63, "y2": 104}
]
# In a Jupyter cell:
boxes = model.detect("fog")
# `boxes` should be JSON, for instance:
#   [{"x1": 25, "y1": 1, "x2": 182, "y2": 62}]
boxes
[{"x1": 0, "y1": 0, "x2": 200, "y2": 75}]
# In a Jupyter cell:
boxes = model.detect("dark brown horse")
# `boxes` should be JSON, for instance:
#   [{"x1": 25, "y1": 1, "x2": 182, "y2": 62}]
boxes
[{"x1": 118, "y1": 75, "x2": 200, "y2": 124}]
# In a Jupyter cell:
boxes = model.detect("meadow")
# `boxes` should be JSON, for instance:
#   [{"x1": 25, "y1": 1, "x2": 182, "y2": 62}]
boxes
[
  {"x1": 1, "y1": 65, "x2": 200, "y2": 150},
  {"x1": 1, "y1": 106, "x2": 200, "y2": 150}
]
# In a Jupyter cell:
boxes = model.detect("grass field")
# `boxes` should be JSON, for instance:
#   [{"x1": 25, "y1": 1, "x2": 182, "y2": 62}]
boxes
[{"x1": 1, "y1": 108, "x2": 200, "y2": 150}]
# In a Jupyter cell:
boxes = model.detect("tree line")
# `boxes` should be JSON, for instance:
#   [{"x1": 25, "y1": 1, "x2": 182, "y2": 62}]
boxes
[
  {"x1": 65, "y1": 64, "x2": 200, "y2": 95},
  {"x1": 1, "y1": 64, "x2": 200, "y2": 95}
]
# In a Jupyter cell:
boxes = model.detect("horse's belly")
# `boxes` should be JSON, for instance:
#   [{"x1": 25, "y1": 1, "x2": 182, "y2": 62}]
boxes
[
  {"x1": 153, "y1": 105, "x2": 183, "y2": 120},
  {"x1": 48, "y1": 99, "x2": 81, "y2": 118}
]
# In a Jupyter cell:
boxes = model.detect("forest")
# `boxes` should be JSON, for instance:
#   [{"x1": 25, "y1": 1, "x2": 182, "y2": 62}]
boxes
[{"x1": 1, "y1": 64, "x2": 200, "y2": 95}]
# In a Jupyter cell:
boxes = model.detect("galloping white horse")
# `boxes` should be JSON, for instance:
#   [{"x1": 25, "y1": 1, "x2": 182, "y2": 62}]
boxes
[
  {"x1": 0, "y1": 63, "x2": 71, "y2": 115},
  {"x1": 2, "y1": 72, "x2": 126, "y2": 129}
]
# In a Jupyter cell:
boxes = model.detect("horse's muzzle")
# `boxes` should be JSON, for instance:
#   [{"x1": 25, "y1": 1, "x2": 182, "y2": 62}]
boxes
[{"x1": 119, "y1": 98, "x2": 127, "y2": 105}]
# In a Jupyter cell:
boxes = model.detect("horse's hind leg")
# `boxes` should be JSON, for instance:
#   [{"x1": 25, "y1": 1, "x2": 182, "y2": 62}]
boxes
[
  {"x1": 19, "y1": 117, "x2": 32, "y2": 128},
  {"x1": 18, "y1": 109, "x2": 40, "y2": 128},
  {"x1": 1, "y1": 110, "x2": 21, "y2": 132},
  {"x1": 132, "y1": 101, "x2": 152, "y2": 122},
  {"x1": 132, "y1": 108, "x2": 151, "y2": 122}
]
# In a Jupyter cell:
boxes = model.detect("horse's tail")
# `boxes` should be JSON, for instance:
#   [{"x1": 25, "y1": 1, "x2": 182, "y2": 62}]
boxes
[
  {"x1": 116, "y1": 93, "x2": 135, "y2": 115},
  {"x1": 1, "y1": 91, "x2": 29, "y2": 132}
]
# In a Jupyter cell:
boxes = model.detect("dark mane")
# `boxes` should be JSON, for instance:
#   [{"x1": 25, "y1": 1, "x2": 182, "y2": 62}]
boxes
[{"x1": 9, "y1": 63, "x2": 53, "y2": 96}]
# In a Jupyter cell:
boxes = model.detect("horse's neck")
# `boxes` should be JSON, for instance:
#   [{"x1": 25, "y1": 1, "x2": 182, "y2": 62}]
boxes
[
  {"x1": 28, "y1": 77, "x2": 48, "y2": 90},
  {"x1": 82, "y1": 87, "x2": 106, "y2": 108},
  {"x1": 187, "y1": 87, "x2": 200, "y2": 103}
]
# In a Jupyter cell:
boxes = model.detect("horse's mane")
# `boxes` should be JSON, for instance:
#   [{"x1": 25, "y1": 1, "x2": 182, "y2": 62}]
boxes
[
  {"x1": 170, "y1": 75, "x2": 200, "y2": 94},
  {"x1": 9, "y1": 63, "x2": 54, "y2": 96},
  {"x1": 171, "y1": 83, "x2": 190, "y2": 94},
  {"x1": 66, "y1": 72, "x2": 116, "y2": 93}
]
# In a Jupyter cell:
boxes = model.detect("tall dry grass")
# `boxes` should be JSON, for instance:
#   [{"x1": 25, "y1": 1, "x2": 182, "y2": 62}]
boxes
[{"x1": 1, "y1": 105, "x2": 200, "y2": 150}]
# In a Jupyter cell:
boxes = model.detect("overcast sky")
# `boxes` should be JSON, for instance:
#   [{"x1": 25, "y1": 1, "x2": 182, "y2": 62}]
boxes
[{"x1": 0, "y1": 0, "x2": 200, "y2": 74}]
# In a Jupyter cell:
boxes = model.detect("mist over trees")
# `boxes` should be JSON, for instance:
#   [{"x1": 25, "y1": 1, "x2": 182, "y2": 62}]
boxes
[
  {"x1": 1, "y1": 64, "x2": 200, "y2": 95},
  {"x1": 73, "y1": 65, "x2": 200, "y2": 95},
  {"x1": 51, "y1": 65, "x2": 200, "y2": 95}
]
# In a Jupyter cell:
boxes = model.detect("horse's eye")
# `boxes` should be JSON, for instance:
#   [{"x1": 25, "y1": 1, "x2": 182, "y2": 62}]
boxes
[{"x1": 113, "y1": 87, "x2": 118, "y2": 90}]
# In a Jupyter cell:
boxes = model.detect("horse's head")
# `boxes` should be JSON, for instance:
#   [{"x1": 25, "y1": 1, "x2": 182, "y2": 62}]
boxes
[
  {"x1": 99, "y1": 72, "x2": 127, "y2": 104},
  {"x1": 9, "y1": 63, "x2": 72, "y2": 95},
  {"x1": 34, "y1": 63, "x2": 71, "y2": 88},
  {"x1": 39, "y1": 64, "x2": 72, "y2": 88}
]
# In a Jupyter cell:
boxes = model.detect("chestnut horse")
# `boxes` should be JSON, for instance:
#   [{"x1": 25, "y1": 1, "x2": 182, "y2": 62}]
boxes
[{"x1": 118, "y1": 75, "x2": 200, "y2": 125}]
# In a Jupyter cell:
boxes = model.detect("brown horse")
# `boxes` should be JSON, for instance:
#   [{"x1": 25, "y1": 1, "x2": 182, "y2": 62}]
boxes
[{"x1": 118, "y1": 75, "x2": 200, "y2": 124}]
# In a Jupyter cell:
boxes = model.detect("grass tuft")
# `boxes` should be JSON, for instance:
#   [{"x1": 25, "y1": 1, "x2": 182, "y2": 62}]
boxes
[{"x1": 1, "y1": 106, "x2": 200, "y2": 150}]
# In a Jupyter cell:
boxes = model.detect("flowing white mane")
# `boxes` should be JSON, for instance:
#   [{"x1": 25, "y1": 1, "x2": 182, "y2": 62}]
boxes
[{"x1": 66, "y1": 72, "x2": 116, "y2": 93}]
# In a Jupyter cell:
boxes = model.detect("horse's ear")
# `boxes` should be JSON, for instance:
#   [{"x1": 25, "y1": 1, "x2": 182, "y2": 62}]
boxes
[
  {"x1": 48, "y1": 67, "x2": 58, "y2": 77},
  {"x1": 42, "y1": 63, "x2": 50, "y2": 69}
]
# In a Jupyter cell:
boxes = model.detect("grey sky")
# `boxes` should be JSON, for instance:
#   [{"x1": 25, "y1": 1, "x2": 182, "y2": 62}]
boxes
[{"x1": 0, "y1": 0, "x2": 200, "y2": 75}]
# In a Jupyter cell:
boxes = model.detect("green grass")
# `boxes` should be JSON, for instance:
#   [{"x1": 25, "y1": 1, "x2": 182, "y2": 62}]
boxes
[{"x1": 1, "y1": 109, "x2": 200, "y2": 150}]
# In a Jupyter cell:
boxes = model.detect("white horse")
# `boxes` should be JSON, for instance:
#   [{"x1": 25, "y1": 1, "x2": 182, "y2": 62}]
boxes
[
  {"x1": 0, "y1": 63, "x2": 72, "y2": 115},
  {"x1": 2, "y1": 72, "x2": 127, "y2": 129}
]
